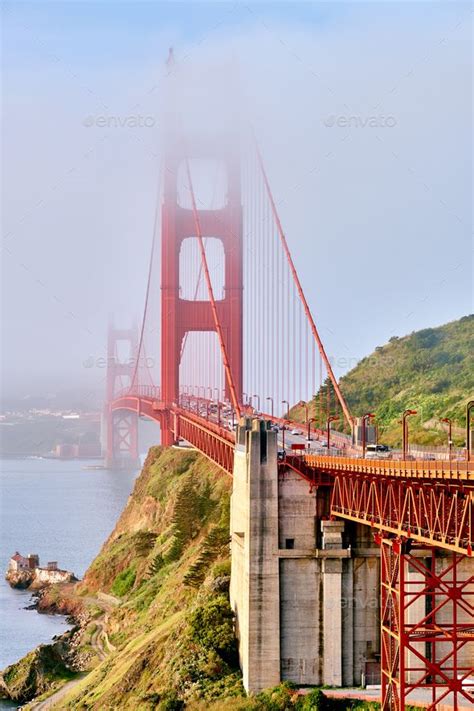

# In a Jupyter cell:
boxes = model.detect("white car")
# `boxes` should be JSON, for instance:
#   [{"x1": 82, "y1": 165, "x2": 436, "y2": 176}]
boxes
[{"x1": 291, "y1": 428, "x2": 301, "y2": 435}]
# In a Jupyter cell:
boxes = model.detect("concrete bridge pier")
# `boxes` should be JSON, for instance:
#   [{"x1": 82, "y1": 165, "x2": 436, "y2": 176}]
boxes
[
  {"x1": 230, "y1": 418, "x2": 281, "y2": 692},
  {"x1": 230, "y1": 418, "x2": 380, "y2": 695}
]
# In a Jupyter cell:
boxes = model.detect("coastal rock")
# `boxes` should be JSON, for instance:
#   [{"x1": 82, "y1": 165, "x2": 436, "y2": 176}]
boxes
[
  {"x1": 5, "y1": 552, "x2": 77, "y2": 590},
  {"x1": 5, "y1": 569, "x2": 34, "y2": 589},
  {"x1": 0, "y1": 639, "x2": 74, "y2": 703}
]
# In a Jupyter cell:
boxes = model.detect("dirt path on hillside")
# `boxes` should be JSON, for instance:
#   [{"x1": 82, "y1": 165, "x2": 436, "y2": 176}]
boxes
[{"x1": 30, "y1": 597, "x2": 117, "y2": 710}]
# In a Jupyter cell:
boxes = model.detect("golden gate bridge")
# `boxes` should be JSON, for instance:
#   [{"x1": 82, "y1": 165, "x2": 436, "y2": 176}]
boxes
[{"x1": 102, "y1": 51, "x2": 473, "y2": 711}]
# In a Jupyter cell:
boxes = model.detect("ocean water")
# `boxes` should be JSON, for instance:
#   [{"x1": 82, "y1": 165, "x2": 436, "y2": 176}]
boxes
[{"x1": 0, "y1": 458, "x2": 138, "y2": 672}]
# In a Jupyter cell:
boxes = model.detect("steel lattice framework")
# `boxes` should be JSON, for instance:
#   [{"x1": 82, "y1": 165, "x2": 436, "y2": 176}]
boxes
[{"x1": 380, "y1": 539, "x2": 474, "y2": 710}]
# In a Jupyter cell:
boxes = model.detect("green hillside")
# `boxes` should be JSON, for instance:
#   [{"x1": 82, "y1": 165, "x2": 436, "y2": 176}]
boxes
[
  {"x1": 337, "y1": 315, "x2": 473, "y2": 446},
  {"x1": 291, "y1": 315, "x2": 473, "y2": 447}
]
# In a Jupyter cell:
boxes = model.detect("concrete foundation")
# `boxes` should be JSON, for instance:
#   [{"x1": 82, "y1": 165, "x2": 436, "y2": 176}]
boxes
[{"x1": 230, "y1": 419, "x2": 380, "y2": 694}]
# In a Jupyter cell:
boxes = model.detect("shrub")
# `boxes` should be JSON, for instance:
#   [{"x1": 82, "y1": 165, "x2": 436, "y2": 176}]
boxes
[
  {"x1": 111, "y1": 566, "x2": 136, "y2": 597},
  {"x1": 188, "y1": 595, "x2": 237, "y2": 663}
]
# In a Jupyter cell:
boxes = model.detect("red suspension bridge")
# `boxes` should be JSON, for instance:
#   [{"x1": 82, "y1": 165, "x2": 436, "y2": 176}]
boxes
[{"x1": 103, "y1": 53, "x2": 473, "y2": 711}]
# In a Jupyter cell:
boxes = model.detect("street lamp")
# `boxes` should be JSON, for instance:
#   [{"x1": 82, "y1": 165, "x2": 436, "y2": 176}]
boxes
[
  {"x1": 362, "y1": 412, "x2": 375, "y2": 459},
  {"x1": 282, "y1": 399, "x2": 290, "y2": 418},
  {"x1": 253, "y1": 394, "x2": 261, "y2": 413},
  {"x1": 307, "y1": 417, "x2": 316, "y2": 443},
  {"x1": 282, "y1": 419, "x2": 289, "y2": 450},
  {"x1": 327, "y1": 415, "x2": 339, "y2": 450},
  {"x1": 441, "y1": 417, "x2": 453, "y2": 460},
  {"x1": 467, "y1": 400, "x2": 474, "y2": 461},
  {"x1": 402, "y1": 409, "x2": 417, "y2": 460},
  {"x1": 266, "y1": 396, "x2": 274, "y2": 419},
  {"x1": 214, "y1": 387, "x2": 220, "y2": 402}
]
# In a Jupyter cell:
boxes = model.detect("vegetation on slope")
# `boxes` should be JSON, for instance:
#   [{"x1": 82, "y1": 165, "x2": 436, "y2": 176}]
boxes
[{"x1": 293, "y1": 315, "x2": 473, "y2": 447}]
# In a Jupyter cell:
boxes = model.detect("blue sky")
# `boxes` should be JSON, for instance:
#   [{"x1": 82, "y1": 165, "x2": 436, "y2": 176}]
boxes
[{"x1": 2, "y1": 1, "x2": 472, "y2": 397}]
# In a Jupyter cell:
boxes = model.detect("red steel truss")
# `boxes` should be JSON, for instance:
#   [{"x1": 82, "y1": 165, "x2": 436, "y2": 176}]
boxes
[
  {"x1": 379, "y1": 538, "x2": 474, "y2": 710},
  {"x1": 172, "y1": 409, "x2": 235, "y2": 474},
  {"x1": 109, "y1": 398, "x2": 235, "y2": 475},
  {"x1": 329, "y1": 471, "x2": 473, "y2": 554}
]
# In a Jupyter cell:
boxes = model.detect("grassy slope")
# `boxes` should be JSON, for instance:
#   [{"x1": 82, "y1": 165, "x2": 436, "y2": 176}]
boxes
[
  {"x1": 294, "y1": 315, "x2": 473, "y2": 447},
  {"x1": 57, "y1": 446, "x2": 243, "y2": 710}
]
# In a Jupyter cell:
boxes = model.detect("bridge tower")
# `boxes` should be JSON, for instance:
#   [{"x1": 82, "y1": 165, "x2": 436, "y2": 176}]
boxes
[
  {"x1": 104, "y1": 324, "x2": 140, "y2": 468},
  {"x1": 160, "y1": 142, "x2": 243, "y2": 445}
]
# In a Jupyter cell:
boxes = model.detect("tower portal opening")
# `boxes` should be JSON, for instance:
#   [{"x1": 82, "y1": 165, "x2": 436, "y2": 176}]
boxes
[{"x1": 179, "y1": 236, "x2": 225, "y2": 301}]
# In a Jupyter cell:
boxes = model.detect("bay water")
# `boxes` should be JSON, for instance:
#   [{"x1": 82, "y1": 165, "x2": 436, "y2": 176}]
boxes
[{"x1": 0, "y1": 458, "x2": 138, "y2": 674}]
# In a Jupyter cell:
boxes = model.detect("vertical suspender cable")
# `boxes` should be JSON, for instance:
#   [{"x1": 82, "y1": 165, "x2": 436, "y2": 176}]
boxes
[{"x1": 255, "y1": 141, "x2": 353, "y2": 431}]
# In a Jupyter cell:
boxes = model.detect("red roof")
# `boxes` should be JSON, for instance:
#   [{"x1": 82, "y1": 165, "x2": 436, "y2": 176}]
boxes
[{"x1": 11, "y1": 552, "x2": 28, "y2": 562}]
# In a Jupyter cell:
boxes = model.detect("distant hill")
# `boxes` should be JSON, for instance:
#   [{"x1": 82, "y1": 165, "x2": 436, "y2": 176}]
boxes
[
  {"x1": 337, "y1": 315, "x2": 473, "y2": 446},
  {"x1": 291, "y1": 315, "x2": 473, "y2": 447}
]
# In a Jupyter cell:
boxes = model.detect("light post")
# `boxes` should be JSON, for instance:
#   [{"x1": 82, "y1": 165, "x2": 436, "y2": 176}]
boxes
[
  {"x1": 402, "y1": 409, "x2": 417, "y2": 460},
  {"x1": 327, "y1": 415, "x2": 339, "y2": 450},
  {"x1": 441, "y1": 417, "x2": 453, "y2": 460},
  {"x1": 266, "y1": 396, "x2": 274, "y2": 419},
  {"x1": 242, "y1": 393, "x2": 248, "y2": 409},
  {"x1": 362, "y1": 412, "x2": 375, "y2": 459},
  {"x1": 253, "y1": 394, "x2": 261, "y2": 413},
  {"x1": 217, "y1": 401, "x2": 221, "y2": 426},
  {"x1": 281, "y1": 399, "x2": 290, "y2": 418},
  {"x1": 208, "y1": 387, "x2": 213, "y2": 401},
  {"x1": 466, "y1": 401, "x2": 474, "y2": 461},
  {"x1": 282, "y1": 420, "x2": 289, "y2": 451},
  {"x1": 205, "y1": 401, "x2": 210, "y2": 421},
  {"x1": 214, "y1": 387, "x2": 220, "y2": 402},
  {"x1": 307, "y1": 417, "x2": 316, "y2": 443}
]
